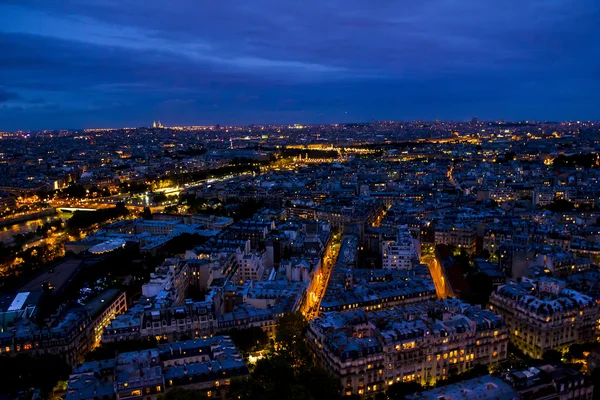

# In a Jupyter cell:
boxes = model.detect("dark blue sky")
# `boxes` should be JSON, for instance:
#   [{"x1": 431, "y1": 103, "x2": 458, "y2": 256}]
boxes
[{"x1": 1, "y1": 0, "x2": 599, "y2": 130}]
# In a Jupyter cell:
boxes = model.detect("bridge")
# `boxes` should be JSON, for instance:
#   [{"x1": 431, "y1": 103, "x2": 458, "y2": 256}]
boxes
[{"x1": 57, "y1": 207, "x2": 98, "y2": 213}]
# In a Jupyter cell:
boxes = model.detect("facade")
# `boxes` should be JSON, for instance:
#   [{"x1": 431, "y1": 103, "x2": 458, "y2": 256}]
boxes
[
  {"x1": 435, "y1": 224, "x2": 477, "y2": 253},
  {"x1": 85, "y1": 289, "x2": 127, "y2": 345},
  {"x1": 307, "y1": 299, "x2": 508, "y2": 396},
  {"x1": 382, "y1": 228, "x2": 419, "y2": 270},
  {"x1": 140, "y1": 302, "x2": 216, "y2": 342},
  {"x1": 0, "y1": 190, "x2": 16, "y2": 210},
  {"x1": 232, "y1": 250, "x2": 267, "y2": 283},
  {"x1": 141, "y1": 259, "x2": 190, "y2": 305},
  {"x1": 134, "y1": 220, "x2": 180, "y2": 235},
  {"x1": 489, "y1": 279, "x2": 600, "y2": 358},
  {"x1": 186, "y1": 254, "x2": 237, "y2": 290},
  {"x1": 0, "y1": 289, "x2": 127, "y2": 365}
]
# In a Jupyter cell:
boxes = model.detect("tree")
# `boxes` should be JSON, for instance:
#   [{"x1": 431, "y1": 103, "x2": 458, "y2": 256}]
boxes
[
  {"x1": 142, "y1": 206, "x2": 153, "y2": 220},
  {"x1": 229, "y1": 376, "x2": 271, "y2": 400},
  {"x1": 164, "y1": 205, "x2": 178, "y2": 213},
  {"x1": 152, "y1": 193, "x2": 168, "y2": 204},
  {"x1": 228, "y1": 312, "x2": 343, "y2": 400},
  {"x1": 542, "y1": 349, "x2": 563, "y2": 363},
  {"x1": 221, "y1": 327, "x2": 269, "y2": 354},
  {"x1": 296, "y1": 365, "x2": 342, "y2": 400},
  {"x1": 64, "y1": 184, "x2": 87, "y2": 199},
  {"x1": 567, "y1": 342, "x2": 600, "y2": 360},
  {"x1": 478, "y1": 249, "x2": 491, "y2": 260},
  {"x1": 464, "y1": 272, "x2": 494, "y2": 307},
  {"x1": 553, "y1": 153, "x2": 598, "y2": 169},
  {"x1": 545, "y1": 199, "x2": 575, "y2": 212},
  {"x1": 67, "y1": 205, "x2": 129, "y2": 231},
  {"x1": 275, "y1": 312, "x2": 311, "y2": 367},
  {"x1": 0, "y1": 354, "x2": 71, "y2": 396},
  {"x1": 254, "y1": 355, "x2": 297, "y2": 397}
]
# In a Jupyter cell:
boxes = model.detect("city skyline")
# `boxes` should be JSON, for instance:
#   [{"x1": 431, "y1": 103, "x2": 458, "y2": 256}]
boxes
[
  {"x1": 1, "y1": 0, "x2": 600, "y2": 130},
  {"x1": 2, "y1": 100, "x2": 600, "y2": 398}
]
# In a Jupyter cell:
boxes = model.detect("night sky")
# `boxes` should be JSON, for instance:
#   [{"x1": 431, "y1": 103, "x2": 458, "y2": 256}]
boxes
[{"x1": 1, "y1": 0, "x2": 599, "y2": 130}]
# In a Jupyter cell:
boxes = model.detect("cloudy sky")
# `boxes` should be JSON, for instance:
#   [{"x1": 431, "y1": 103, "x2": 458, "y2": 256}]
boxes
[{"x1": 0, "y1": 0, "x2": 599, "y2": 130}]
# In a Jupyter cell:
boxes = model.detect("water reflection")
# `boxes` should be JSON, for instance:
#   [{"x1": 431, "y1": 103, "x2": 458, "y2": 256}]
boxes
[{"x1": 0, "y1": 212, "x2": 72, "y2": 243}]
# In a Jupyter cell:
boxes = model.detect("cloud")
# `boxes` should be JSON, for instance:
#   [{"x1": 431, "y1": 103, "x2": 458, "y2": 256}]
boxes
[
  {"x1": 0, "y1": 0, "x2": 599, "y2": 130},
  {"x1": 0, "y1": 87, "x2": 20, "y2": 103}
]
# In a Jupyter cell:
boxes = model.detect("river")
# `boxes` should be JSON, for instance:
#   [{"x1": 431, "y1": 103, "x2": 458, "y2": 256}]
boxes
[{"x1": 0, "y1": 212, "x2": 73, "y2": 244}]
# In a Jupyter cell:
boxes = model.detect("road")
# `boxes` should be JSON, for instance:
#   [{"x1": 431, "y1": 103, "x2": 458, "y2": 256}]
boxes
[
  {"x1": 421, "y1": 252, "x2": 453, "y2": 299},
  {"x1": 447, "y1": 165, "x2": 464, "y2": 193},
  {"x1": 301, "y1": 233, "x2": 341, "y2": 320}
]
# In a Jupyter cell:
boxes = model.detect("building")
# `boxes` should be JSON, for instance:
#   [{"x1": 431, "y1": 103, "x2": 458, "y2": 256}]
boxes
[
  {"x1": 319, "y1": 273, "x2": 437, "y2": 313},
  {"x1": 435, "y1": 224, "x2": 477, "y2": 253},
  {"x1": 232, "y1": 250, "x2": 267, "y2": 283},
  {"x1": 505, "y1": 364, "x2": 593, "y2": 400},
  {"x1": 83, "y1": 289, "x2": 127, "y2": 345},
  {"x1": 474, "y1": 258, "x2": 506, "y2": 287},
  {"x1": 102, "y1": 302, "x2": 145, "y2": 343},
  {"x1": 307, "y1": 299, "x2": 508, "y2": 396},
  {"x1": 280, "y1": 257, "x2": 323, "y2": 309},
  {"x1": 190, "y1": 214, "x2": 234, "y2": 230},
  {"x1": 406, "y1": 375, "x2": 519, "y2": 400},
  {"x1": 0, "y1": 290, "x2": 42, "y2": 330},
  {"x1": 0, "y1": 289, "x2": 127, "y2": 365},
  {"x1": 186, "y1": 254, "x2": 237, "y2": 290},
  {"x1": 0, "y1": 190, "x2": 16, "y2": 210},
  {"x1": 134, "y1": 219, "x2": 180, "y2": 235},
  {"x1": 142, "y1": 259, "x2": 190, "y2": 306},
  {"x1": 382, "y1": 227, "x2": 419, "y2": 270},
  {"x1": 140, "y1": 302, "x2": 216, "y2": 342},
  {"x1": 489, "y1": 279, "x2": 600, "y2": 358},
  {"x1": 159, "y1": 337, "x2": 249, "y2": 397}
]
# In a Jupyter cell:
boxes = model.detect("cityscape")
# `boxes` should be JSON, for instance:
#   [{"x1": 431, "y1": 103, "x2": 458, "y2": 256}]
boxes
[
  {"x1": 2, "y1": 1, "x2": 600, "y2": 400},
  {"x1": 1, "y1": 120, "x2": 600, "y2": 400}
]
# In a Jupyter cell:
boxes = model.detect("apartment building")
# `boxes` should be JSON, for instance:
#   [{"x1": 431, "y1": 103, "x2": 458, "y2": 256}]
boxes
[
  {"x1": 307, "y1": 299, "x2": 508, "y2": 396},
  {"x1": 382, "y1": 227, "x2": 419, "y2": 270},
  {"x1": 489, "y1": 278, "x2": 600, "y2": 358}
]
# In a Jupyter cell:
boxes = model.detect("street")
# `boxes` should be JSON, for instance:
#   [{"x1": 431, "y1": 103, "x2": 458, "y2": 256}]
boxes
[{"x1": 421, "y1": 246, "x2": 453, "y2": 299}]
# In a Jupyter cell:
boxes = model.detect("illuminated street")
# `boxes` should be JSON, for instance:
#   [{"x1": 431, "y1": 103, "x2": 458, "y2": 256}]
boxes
[
  {"x1": 421, "y1": 245, "x2": 453, "y2": 299},
  {"x1": 301, "y1": 232, "x2": 341, "y2": 321}
]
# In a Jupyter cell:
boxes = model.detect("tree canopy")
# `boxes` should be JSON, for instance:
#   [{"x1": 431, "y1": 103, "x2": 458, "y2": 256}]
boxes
[{"x1": 228, "y1": 312, "x2": 343, "y2": 400}]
